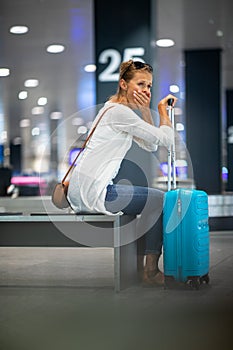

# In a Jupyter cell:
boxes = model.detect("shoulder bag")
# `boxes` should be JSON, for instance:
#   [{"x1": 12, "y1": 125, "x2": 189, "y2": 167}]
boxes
[{"x1": 51, "y1": 106, "x2": 114, "y2": 209}]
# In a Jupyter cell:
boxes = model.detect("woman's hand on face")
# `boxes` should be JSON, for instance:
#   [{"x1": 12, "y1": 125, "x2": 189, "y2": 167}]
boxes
[{"x1": 133, "y1": 90, "x2": 151, "y2": 110}]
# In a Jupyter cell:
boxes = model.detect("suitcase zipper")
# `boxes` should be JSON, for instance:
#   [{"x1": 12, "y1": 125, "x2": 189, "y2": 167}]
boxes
[
  {"x1": 177, "y1": 198, "x2": 182, "y2": 214},
  {"x1": 177, "y1": 192, "x2": 182, "y2": 280}
]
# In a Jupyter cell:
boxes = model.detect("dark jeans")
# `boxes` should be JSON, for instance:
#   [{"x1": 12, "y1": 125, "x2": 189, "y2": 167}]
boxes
[{"x1": 105, "y1": 184, "x2": 164, "y2": 255}]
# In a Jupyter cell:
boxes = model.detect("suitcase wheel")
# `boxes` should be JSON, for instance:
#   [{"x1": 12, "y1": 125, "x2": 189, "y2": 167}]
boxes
[
  {"x1": 186, "y1": 276, "x2": 201, "y2": 290},
  {"x1": 200, "y1": 273, "x2": 210, "y2": 284}
]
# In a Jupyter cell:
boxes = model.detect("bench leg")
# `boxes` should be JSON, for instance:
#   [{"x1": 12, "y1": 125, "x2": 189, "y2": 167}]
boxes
[{"x1": 114, "y1": 216, "x2": 138, "y2": 292}]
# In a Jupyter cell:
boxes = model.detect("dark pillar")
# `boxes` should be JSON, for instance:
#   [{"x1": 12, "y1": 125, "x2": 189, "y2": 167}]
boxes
[
  {"x1": 226, "y1": 90, "x2": 233, "y2": 191},
  {"x1": 94, "y1": 0, "x2": 153, "y2": 104},
  {"x1": 94, "y1": 0, "x2": 155, "y2": 186},
  {"x1": 185, "y1": 49, "x2": 222, "y2": 194},
  {"x1": 10, "y1": 142, "x2": 21, "y2": 174}
]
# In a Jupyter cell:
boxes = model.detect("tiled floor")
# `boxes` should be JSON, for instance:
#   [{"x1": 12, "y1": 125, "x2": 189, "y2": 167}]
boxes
[{"x1": 0, "y1": 230, "x2": 232, "y2": 350}]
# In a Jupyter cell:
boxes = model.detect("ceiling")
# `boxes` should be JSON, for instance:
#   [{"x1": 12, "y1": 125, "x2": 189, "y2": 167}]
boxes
[
  {"x1": 156, "y1": 0, "x2": 233, "y2": 89},
  {"x1": 0, "y1": 0, "x2": 233, "y2": 173},
  {"x1": 0, "y1": 0, "x2": 94, "y2": 144}
]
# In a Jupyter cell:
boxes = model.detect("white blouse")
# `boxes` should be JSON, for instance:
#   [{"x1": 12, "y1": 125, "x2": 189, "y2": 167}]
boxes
[{"x1": 67, "y1": 102, "x2": 173, "y2": 215}]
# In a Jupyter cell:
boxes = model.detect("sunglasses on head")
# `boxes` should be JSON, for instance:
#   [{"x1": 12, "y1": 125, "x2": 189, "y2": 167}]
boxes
[
  {"x1": 121, "y1": 60, "x2": 153, "y2": 79},
  {"x1": 133, "y1": 61, "x2": 153, "y2": 72}
]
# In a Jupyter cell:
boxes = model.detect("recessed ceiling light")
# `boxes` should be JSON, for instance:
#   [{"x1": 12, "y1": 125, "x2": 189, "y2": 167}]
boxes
[
  {"x1": 9, "y1": 25, "x2": 29, "y2": 34},
  {"x1": 32, "y1": 127, "x2": 40, "y2": 136},
  {"x1": 156, "y1": 39, "x2": 175, "y2": 47},
  {"x1": 0, "y1": 68, "x2": 10, "y2": 77},
  {"x1": 50, "y1": 112, "x2": 63, "y2": 120},
  {"x1": 216, "y1": 30, "x2": 223, "y2": 37},
  {"x1": 24, "y1": 79, "x2": 39, "y2": 87},
  {"x1": 31, "y1": 106, "x2": 44, "y2": 115},
  {"x1": 18, "y1": 91, "x2": 28, "y2": 100},
  {"x1": 169, "y1": 84, "x2": 180, "y2": 93},
  {"x1": 46, "y1": 44, "x2": 65, "y2": 54},
  {"x1": 37, "y1": 97, "x2": 47, "y2": 106},
  {"x1": 176, "y1": 123, "x2": 185, "y2": 132},
  {"x1": 20, "y1": 119, "x2": 30, "y2": 128},
  {"x1": 84, "y1": 64, "x2": 96, "y2": 72}
]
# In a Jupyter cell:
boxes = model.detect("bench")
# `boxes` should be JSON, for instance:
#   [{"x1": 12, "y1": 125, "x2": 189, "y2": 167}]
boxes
[{"x1": 0, "y1": 213, "x2": 139, "y2": 292}]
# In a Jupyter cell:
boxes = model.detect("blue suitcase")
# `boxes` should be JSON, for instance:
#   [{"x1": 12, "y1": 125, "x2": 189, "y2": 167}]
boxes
[
  {"x1": 163, "y1": 100, "x2": 210, "y2": 289},
  {"x1": 163, "y1": 188, "x2": 210, "y2": 289}
]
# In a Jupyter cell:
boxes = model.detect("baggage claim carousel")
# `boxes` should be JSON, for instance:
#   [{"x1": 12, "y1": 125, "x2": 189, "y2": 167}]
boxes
[
  {"x1": 208, "y1": 194, "x2": 233, "y2": 231},
  {"x1": 0, "y1": 194, "x2": 232, "y2": 231}
]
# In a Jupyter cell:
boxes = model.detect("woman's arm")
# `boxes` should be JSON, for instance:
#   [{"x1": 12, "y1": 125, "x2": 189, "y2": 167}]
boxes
[
  {"x1": 108, "y1": 94, "x2": 178, "y2": 149},
  {"x1": 133, "y1": 92, "x2": 177, "y2": 127},
  {"x1": 141, "y1": 108, "x2": 154, "y2": 126}
]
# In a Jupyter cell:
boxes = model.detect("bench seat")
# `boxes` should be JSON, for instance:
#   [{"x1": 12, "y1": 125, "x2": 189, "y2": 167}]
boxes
[{"x1": 0, "y1": 213, "x2": 139, "y2": 292}]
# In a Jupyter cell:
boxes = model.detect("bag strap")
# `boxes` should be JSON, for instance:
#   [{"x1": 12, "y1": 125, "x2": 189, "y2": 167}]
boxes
[{"x1": 61, "y1": 105, "x2": 114, "y2": 183}]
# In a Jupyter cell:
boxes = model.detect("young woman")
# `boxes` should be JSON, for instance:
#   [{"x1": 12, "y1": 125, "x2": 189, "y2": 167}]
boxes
[{"x1": 67, "y1": 60, "x2": 177, "y2": 286}]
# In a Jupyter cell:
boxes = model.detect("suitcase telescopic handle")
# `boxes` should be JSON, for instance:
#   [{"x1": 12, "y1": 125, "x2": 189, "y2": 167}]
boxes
[
  {"x1": 167, "y1": 98, "x2": 176, "y2": 191},
  {"x1": 167, "y1": 98, "x2": 174, "y2": 107}
]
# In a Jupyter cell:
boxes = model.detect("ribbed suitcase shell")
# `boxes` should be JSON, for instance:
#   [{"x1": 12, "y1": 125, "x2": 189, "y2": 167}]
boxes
[{"x1": 163, "y1": 188, "x2": 209, "y2": 285}]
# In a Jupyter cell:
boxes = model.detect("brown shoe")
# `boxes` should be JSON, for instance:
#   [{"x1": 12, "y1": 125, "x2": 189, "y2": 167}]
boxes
[
  {"x1": 142, "y1": 270, "x2": 164, "y2": 287},
  {"x1": 142, "y1": 253, "x2": 164, "y2": 287}
]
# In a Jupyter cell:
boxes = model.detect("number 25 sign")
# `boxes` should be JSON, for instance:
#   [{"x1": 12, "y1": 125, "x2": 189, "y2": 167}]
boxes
[{"x1": 98, "y1": 47, "x2": 146, "y2": 82}]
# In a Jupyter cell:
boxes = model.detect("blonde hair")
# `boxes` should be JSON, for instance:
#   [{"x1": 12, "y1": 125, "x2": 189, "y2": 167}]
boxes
[{"x1": 108, "y1": 59, "x2": 153, "y2": 102}]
